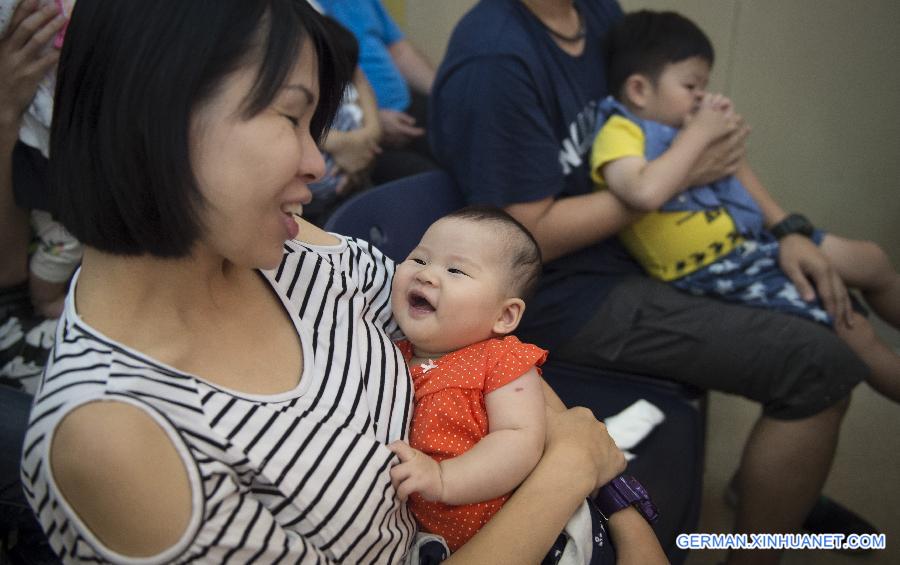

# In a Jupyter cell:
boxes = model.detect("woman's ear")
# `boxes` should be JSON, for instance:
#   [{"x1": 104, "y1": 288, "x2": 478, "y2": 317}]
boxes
[
  {"x1": 623, "y1": 73, "x2": 653, "y2": 110},
  {"x1": 493, "y1": 298, "x2": 526, "y2": 336}
]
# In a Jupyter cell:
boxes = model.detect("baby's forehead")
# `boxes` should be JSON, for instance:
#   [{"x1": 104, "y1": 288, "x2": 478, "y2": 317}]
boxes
[
  {"x1": 445, "y1": 218, "x2": 521, "y2": 265},
  {"x1": 433, "y1": 216, "x2": 505, "y2": 236},
  {"x1": 423, "y1": 217, "x2": 506, "y2": 257}
]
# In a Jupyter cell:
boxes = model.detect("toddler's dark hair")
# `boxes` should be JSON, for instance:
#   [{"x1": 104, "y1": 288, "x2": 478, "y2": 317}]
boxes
[
  {"x1": 604, "y1": 10, "x2": 714, "y2": 99},
  {"x1": 442, "y1": 206, "x2": 543, "y2": 302}
]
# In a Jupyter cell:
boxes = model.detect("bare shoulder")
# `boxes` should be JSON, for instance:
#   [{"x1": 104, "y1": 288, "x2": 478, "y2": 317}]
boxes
[
  {"x1": 51, "y1": 400, "x2": 195, "y2": 558},
  {"x1": 295, "y1": 216, "x2": 340, "y2": 246}
]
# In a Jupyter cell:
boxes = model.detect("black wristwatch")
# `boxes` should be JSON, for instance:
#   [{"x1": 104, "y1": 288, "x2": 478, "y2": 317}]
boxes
[
  {"x1": 594, "y1": 475, "x2": 659, "y2": 524},
  {"x1": 769, "y1": 213, "x2": 815, "y2": 240}
]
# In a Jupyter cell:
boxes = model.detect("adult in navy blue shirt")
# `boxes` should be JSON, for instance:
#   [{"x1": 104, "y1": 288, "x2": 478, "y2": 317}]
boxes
[{"x1": 430, "y1": 1, "x2": 871, "y2": 561}]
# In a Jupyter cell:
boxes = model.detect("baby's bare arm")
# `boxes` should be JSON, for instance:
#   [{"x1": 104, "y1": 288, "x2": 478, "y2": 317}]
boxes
[
  {"x1": 389, "y1": 370, "x2": 545, "y2": 505},
  {"x1": 434, "y1": 368, "x2": 546, "y2": 505}
]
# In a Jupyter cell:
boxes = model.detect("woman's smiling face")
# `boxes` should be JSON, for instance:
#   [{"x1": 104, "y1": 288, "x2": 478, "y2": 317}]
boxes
[{"x1": 188, "y1": 40, "x2": 325, "y2": 269}]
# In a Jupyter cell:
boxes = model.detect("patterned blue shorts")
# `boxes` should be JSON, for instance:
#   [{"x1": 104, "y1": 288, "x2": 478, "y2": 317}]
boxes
[{"x1": 672, "y1": 231, "x2": 832, "y2": 327}]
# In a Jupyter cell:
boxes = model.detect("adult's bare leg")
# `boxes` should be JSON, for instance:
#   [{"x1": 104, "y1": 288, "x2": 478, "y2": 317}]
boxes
[{"x1": 727, "y1": 398, "x2": 849, "y2": 565}]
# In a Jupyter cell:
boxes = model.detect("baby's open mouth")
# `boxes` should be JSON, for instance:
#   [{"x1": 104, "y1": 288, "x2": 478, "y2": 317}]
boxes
[{"x1": 408, "y1": 290, "x2": 435, "y2": 312}]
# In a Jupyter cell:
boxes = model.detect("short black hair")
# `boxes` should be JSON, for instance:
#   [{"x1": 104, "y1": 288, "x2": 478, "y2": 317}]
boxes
[
  {"x1": 321, "y1": 16, "x2": 359, "y2": 70},
  {"x1": 50, "y1": 0, "x2": 352, "y2": 257},
  {"x1": 604, "y1": 10, "x2": 714, "y2": 100},
  {"x1": 442, "y1": 206, "x2": 543, "y2": 302}
]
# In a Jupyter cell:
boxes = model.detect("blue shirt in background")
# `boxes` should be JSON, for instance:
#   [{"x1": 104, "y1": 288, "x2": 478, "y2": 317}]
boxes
[{"x1": 318, "y1": 0, "x2": 411, "y2": 111}]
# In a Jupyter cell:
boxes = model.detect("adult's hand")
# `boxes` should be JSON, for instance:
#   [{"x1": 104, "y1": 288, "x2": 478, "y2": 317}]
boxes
[
  {"x1": 0, "y1": 0, "x2": 64, "y2": 134},
  {"x1": 543, "y1": 404, "x2": 626, "y2": 493},
  {"x1": 687, "y1": 110, "x2": 750, "y2": 186},
  {"x1": 378, "y1": 109, "x2": 425, "y2": 148},
  {"x1": 779, "y1": 233, "x2": 852, "y2": 328},
  {"x1": 327, "y1": 129, "x2": 380, "y2": 177}
]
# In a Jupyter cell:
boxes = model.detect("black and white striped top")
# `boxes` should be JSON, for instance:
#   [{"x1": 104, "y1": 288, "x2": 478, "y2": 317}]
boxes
[{"x1": 21, "y1": 237, "x2": 417, "y2": 564}]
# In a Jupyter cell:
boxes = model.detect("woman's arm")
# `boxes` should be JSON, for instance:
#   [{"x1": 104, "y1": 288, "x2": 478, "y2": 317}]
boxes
[
  {"x1": 51, "y1": 401, "x2": 193, "y2": 556},
  {"x1": 608, "y1": 507, "x2": 669, "y2": 565},
  {"x1": 50, "y1": 401, "x2": 339, "y2": 563},
  {"x1": 389, "y1": 369, "x2": 546, "y2": 505}
]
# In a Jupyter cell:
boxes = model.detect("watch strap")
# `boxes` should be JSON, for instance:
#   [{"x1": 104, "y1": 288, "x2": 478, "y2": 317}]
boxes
[
  {"x1": 595, "y1": 475, "x2": 659, "y2": 524},
  {"x1": 770, "y1": 213, "x2": 815, "y2": 240}
]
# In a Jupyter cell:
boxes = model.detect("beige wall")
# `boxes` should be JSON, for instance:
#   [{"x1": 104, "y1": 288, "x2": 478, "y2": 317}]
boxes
[{"x1": 396, "y1": 0, "x2": 899, "y2": 343}]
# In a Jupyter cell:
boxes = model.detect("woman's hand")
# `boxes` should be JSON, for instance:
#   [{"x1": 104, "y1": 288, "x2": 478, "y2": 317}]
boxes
[
  {"x1": 544, "y1": 404, "x2": 627, "y2": 494},
  {"x1": 0, "y1": 0, "x2": 65, "y2": 135},
  {"x1": 378, "y1": 109, "x2": 425, "y2": 148}
]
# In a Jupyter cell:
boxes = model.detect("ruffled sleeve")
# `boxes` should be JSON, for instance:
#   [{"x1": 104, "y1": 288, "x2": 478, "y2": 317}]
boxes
[{"x1": 483, "y1": 336, "x2": 548, "y2": 395}]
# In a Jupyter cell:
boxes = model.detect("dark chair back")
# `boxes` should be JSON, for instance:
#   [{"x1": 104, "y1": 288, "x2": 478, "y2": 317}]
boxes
[{"x1": 324, "y1": 170, "x2": 465, "y2": 262}]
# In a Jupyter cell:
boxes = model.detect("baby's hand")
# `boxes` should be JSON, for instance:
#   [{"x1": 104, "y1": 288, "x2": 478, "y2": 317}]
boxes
[
  {"x1": 685, "y1": 93, "x2": 736, "y2": 142},
  {"x1": 388, "y1": 440, "x2": 444, "y2": 502}
]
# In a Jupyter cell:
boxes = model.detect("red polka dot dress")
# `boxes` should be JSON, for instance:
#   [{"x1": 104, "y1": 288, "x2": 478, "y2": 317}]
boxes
[{"x1": 396, "y1": 336, "x2": 548, "y2": 551}]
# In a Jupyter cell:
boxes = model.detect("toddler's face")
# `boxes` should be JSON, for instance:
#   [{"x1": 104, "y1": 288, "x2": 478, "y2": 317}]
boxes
[
  {"x1": 391, "y1": 218, "x2": 513, "y2": 358},
  {"x1": 643, "y1": 56, "x2": 711, "y2": 128}
]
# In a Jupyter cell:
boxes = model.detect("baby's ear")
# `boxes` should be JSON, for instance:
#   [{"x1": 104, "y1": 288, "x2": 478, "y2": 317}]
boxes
[
  {"x1": 493, "y1": 298, "x2": 526, "y2": 335},
  {"x1": 624, "y1": 73, "x2": 652, "y2": 109}
]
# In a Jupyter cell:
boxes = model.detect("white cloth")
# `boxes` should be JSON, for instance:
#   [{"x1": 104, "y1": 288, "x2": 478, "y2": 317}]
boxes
[
  {"x1": 558, "y1": 501, "x2": 595, "y2": 565},
  {"x1": 605, "y1": 399, "x2": 666, "y2": 461}
]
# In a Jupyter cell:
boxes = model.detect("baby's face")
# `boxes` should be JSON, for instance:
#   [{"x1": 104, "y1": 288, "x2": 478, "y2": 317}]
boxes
[
  {"x1": 391, "y1": 218, "x2": 512, "y2": 358},
  {"x1": 643, "y1": 56, "x2": 711, "y2": 128}
]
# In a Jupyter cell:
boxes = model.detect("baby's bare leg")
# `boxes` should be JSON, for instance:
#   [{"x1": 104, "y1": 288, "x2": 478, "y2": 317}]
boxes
[
  {"x1": 836, "y1": 312, "x2": 900, "y2": 402},
  {"x1": 820, "y1": 234, "x2": 900, "y2": 327}
]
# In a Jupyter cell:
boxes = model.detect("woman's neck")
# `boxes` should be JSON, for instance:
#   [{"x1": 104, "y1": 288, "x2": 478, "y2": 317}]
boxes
[{"x1": 75, "y1": 247, "x2": 250, "y2": 341}]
